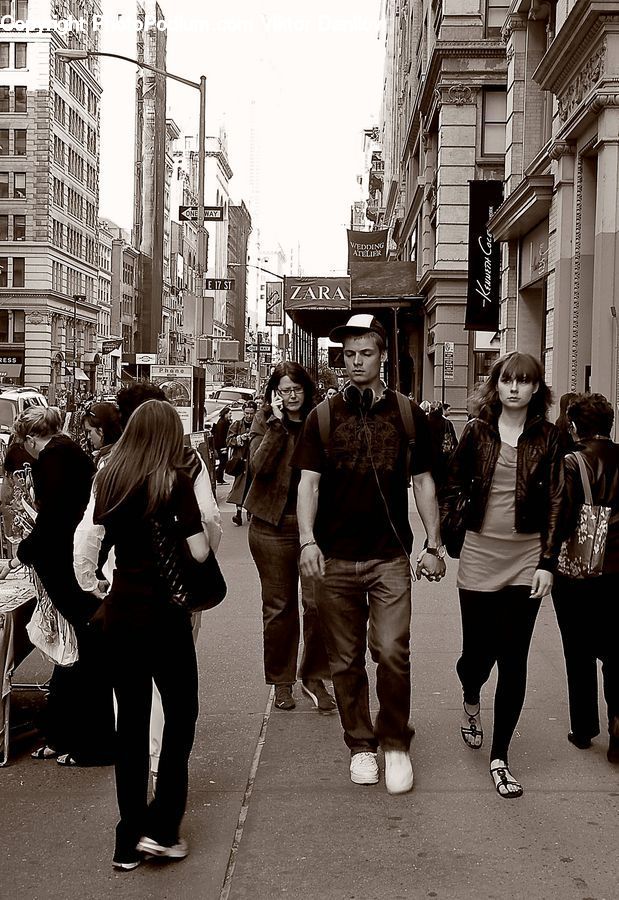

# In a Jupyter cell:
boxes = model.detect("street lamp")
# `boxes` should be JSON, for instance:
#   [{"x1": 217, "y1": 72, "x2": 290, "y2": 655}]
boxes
[
  {"x1": 55, "y1": 49, "x2": 208, "y2": 279},
  {"x1": 72, "y1": 293, "x2": 86, "y2": 405}
]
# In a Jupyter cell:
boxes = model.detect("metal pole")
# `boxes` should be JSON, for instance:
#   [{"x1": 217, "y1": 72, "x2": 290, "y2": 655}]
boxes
[
  {"x1": 73, "y1": 294, "x2": 77, "y2": 404},
  {"x1": 197, "y1": 76, "x2": 206, "y2": 276},
  {"x1": 392, "y1": 307, "x2": 400, "y2": 392},
  {"x1": 256, "y1": 330, "x2": 261, "y2": 393}
]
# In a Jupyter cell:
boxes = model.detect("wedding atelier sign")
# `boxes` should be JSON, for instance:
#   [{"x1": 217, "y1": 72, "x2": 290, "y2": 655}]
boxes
[
  {"x1": 465, "y1": 180, "x2": 503, "y2": 331},
  {"x1": 347, "y1": 228, "x2": 388, "y2": 269}
]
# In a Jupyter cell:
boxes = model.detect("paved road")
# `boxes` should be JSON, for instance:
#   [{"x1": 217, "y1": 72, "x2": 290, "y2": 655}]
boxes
[{"x1": 1, "y1": 486, "x2": 617, "y2": 900}]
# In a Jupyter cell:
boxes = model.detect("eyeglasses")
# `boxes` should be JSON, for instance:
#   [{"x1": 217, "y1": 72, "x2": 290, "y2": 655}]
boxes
[{"x1": 278, "y1": 387, "x2": 303, "y2": 398}]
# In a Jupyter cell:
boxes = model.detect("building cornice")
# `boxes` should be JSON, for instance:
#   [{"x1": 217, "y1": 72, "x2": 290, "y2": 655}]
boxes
[
  {"x1": 488, "y1": 174, "x2": 554, "y2": 242},
  {"x1": 419, "y1": 42, "x2": 506, "y2": 118}
]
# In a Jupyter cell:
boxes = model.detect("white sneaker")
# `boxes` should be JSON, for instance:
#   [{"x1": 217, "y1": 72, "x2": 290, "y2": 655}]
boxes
[
  {"x1": 136, "y1": 836, "x2": 189, "y2": 859},
  {"x1": 350, "y1": 751, "x2": 379, "y2": 785},
  {"x1": 384, "y1": 750, "x2": 414, "y2": 794}
]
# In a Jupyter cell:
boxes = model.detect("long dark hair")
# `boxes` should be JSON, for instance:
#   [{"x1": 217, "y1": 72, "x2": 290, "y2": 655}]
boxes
[
  {"x1": 94, "y1": 400, "x2": 185, "y2": 519},
  {"x1": 470, "y1": 352, "x2": 552, "y2": 420},
  {"x1": 264, "y1": 362, "x2": 316, "y2": 420}
]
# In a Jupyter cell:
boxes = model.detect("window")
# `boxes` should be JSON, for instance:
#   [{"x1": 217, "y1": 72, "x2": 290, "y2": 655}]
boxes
[
  {"x1": 0, "y1": 257, "x2": 7, "y2": 287},
  {"x1": 13, "y1": 214, "x2": 25, "y2": 240},
  {"x1": 0, "y1": 2, "x2": 10, "y2": 16},
  {"x1": 0, "y1": 174, "x2": 7, "y2": 198},
  {"x1": 0, "y1": 45, "x2": 8, "y2": 69},
  {"x1": 13, "y1": 308, "x2": 24, "y2": 342},
  {"x1": 14, "y1": 172, "x2": 25, "y2": 198},
  {"x1": 17, "y1": 0, "x2": 28, "y2": 18},
  {"x1": 14, "y1": 129, "x2": 26, "y2": 155},
  {"x1": 486, "y1": 0, "x2": 510, "y2": 30},
  {"x1": 482, "y1": 89, "x2": 507, "y2": 155},
  {"x1": 0, "y1": 130, "x2": 8, "y2": 156},
  {"x1": 0, "y1": 215, "x2": 7, "y2": 240},
  {"x1": 12, "y1": 257, "x2": 24, "y2": 287},
  {"x1": 14, "y1": 44, "x2": 27, "y2": 69},
  {"x1": 0, "y1": 87, "x2": 8, "y2": 112},
  {"x1": 14, "y1": 86, "x2": 26, "y2": 112}
]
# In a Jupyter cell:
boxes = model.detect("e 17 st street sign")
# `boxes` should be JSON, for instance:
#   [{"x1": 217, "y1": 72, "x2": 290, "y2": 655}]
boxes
[
  {"x1": 204, "y1": 278, "x2": 235, "y2": 292},
  {"x1": 179, "y1": 206, "x2": 224, "y2": 223}
]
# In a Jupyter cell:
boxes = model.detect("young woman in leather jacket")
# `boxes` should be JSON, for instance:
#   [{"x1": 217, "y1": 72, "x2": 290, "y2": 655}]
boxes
[
  {"x1": 441, "y1": 352, "x2": 563, "y2": 799},
  {"x1": 552, "y1": 393, "x2": 619, "y2": 765},
  {"x1": 244, "y1": 362, "x2": 335, "y2": 714}
]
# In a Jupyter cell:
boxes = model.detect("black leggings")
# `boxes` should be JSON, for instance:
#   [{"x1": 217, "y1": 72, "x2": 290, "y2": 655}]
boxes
[{"x1": 457, "y1": 587, "x2": 542, "y2": 763}]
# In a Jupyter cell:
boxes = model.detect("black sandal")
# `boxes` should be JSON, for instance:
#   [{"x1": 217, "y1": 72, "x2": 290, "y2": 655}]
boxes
[
  {"x1": 460, "y1": 702, "x2": 483, "y2": 749},
  {"x1": 31, "y1": 745, "x2": 58, "y2": 760},
  {"x1": 56, "y1": 753, "x2": 78, "y2": 767},
  {"x1": 490, "y1": 761, "x2": 523, "y2": 799}
]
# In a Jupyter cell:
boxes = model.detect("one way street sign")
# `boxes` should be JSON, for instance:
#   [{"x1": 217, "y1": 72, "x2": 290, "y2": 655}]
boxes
[{"x1": 179, "y1": 206, "x2": 224, "y2": 222}]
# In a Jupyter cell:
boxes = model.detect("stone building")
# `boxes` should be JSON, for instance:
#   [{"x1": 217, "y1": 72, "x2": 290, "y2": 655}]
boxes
[
  {"x1": 489, "y1": 0, "x2": 619, "y2": 416},
  {"x1": 0, "y1": 0, "x2": 103, "y2": 400}
]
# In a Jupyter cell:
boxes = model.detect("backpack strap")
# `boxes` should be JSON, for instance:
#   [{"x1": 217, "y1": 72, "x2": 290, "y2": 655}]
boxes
[
  {"x1": 395, "y1": 391, "x2": 416, "y2": 474},
  {"x1": 316, "y1": 398, "x2": 331, "y2": 447}
]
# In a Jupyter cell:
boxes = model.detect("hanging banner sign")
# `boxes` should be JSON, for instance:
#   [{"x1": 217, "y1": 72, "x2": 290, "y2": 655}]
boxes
[
  {"x1": 465, "y1": 180, "x2": 503, "y2": 331},
  {"x1": 284, "y1": 276, "x2": 351, "y2": 311},
  {"x1": 347, "y1": 228, "x2": 388, "y2": 270},
  {"x1": 265, "y1": 282, "x2": 283, "y2": 326}
]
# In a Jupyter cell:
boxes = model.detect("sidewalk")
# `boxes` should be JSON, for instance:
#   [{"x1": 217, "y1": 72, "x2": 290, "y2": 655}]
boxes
[{"x1": 1, "y1": 496, "x2": 618, "y2": 899}]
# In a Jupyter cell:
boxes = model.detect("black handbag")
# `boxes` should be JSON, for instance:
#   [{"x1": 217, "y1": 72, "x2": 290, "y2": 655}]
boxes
[
  {"x1": 152, "y1": 516, "x2": 227, "y2": 612},
  {"x1": 224, "y1": 454, "x2": 245, "y2": 477},
  {"x1": 440, "y1": 488, "x2": 470, "y2": 559}
]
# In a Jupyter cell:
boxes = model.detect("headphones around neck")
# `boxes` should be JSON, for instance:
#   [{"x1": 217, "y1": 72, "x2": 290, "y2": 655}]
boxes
[{"x1": 343, "y1": 384, "x2": 383, "y2": 413}]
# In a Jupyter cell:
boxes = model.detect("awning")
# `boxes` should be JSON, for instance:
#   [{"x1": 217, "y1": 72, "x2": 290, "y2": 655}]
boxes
[
  {"x1": 0, "y1": 363, "x2": 22, "y2": 377},
  {"x1": 64, "y1": 366, "x2": 90, "y2": 381}
]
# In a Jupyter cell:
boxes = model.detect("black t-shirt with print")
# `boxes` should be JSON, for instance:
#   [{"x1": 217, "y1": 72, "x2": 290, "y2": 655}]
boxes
[{"x1": 291, "y1": 391, "x2": 432, "y2": 560}]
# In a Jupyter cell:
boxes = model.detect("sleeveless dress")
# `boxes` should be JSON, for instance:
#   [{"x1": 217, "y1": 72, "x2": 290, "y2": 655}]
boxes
[{"x1": 457, "y1": 442, "x2": 541, "y2": 591}]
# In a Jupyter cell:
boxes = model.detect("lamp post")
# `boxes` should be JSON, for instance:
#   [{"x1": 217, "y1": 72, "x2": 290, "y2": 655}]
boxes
[
  {"x1": 55, "y1": 49, "x2": 208, "y2": 319},
  {"x1": 72, "y1": 293, "x2": 86, "y2": 405},
  {"x1": 229, "y1": 262, "x2": 286, "y2": 388}
]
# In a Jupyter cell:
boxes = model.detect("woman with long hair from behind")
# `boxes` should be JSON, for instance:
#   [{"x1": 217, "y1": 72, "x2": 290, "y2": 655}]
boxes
[
  {"x1": 441, "y1": 352, "x2": 563, "y2": 798},
  {"x1": 94, "y1": 400, "x2": 208, "y2": 870}
]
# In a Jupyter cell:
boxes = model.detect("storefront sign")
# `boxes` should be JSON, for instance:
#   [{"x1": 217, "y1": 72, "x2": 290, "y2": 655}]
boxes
[
  {"x1": 347, "y1": 229, "x2": 388, "y2": 268},
  {"x1": 284, "y1": 276, "x2": 351, "y2": 311},
  {"x1": 443, "y1": 342, "x2": 455, "y2": 382},
  {"x1": 465, "y1": 180, "x2": 503, "y2": 331}
]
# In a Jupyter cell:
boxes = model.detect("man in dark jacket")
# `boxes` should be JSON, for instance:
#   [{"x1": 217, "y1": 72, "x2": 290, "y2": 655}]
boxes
[{"x1": 212, "y1": 407, "x2": 232, "y2": 484}]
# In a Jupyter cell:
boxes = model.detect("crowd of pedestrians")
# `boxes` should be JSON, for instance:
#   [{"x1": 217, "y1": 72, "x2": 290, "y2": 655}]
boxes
[{"x1": 1, "y1": 316, "x2": 618, "y2": 872}]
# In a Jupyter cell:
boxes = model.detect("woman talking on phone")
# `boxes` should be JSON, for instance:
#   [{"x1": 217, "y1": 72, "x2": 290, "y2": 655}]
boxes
[
  {"x1": 441, "y1": 352, "x2": 563, "y2": 799},
  {"x1": 244, "y1": 363, "x2": 335, "y2": 713}
]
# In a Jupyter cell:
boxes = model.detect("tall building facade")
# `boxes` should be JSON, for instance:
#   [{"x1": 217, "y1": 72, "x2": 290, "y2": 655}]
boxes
[
  {"x1": 0, "y1": 0, "x2": 103, "y2": 399},
  {"x1": 378, "y1": 0, "x2": 507, "y2": 409},
  {"x1": 227, "y1": 202, "x2": 252, "y2": 356},
  {"x1": 489, "y1": 0, "x2": 619, "y2": 417}
]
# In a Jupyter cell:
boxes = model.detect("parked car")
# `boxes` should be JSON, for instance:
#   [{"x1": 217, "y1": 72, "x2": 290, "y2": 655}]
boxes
[
  {"x1": 204, "y1": 403, "x2": 245, "y2": 430},
  {"x1": 207, "y1": 387, "x2": 256, "y2": 404},
  {"x1": 0, "y1": 386, "x2": 48, "y2": 447}
]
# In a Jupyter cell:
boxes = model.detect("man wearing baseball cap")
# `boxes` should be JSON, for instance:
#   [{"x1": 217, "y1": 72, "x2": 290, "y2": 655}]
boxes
[{"x1": 292, "y1": 313, "x2": 446, "y2": 794}]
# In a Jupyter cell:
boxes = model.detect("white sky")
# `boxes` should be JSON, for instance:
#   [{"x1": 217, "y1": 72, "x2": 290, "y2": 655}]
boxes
[{"x1": 98, "y1": 0, "x2": 384, "y2": 274}]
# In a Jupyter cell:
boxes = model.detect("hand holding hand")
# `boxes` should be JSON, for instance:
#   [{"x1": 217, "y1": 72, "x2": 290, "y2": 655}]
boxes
[{"x1": 415, "y1": 551, "x2": 446, "y2": 582}]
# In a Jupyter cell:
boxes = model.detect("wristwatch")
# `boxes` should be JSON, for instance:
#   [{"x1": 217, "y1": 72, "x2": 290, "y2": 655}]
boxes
[{"x1": 425, "y1": 545, "x2": 446, "y2": 559}]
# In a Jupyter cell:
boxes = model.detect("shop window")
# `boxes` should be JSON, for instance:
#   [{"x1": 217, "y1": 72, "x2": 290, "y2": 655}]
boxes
[
  {"x1": 13, "y1": 309, "x2": 24, "y2": 342},
  {"x1": 0, "y1": 174, "x2": 8, "y2": 199},
  {"x1": 0, "y1": 215, "x2": 7, "y2": 240},
  {"x1": 482, "y1": 89, "x2": 506, "y2": 155},
  {"x1": 0, "y1": 130, "x2": 8, "y2": 156},
  {"x1": 0, "y1": 310, "x2": 7, "y2": 342},
  {"x1": 0, "y1": 257, "x2": 7, "y2": 287},
  {"x1": 13, "y1": 214, "x2": 25, "y2": 240},
  {"x1": 12, "y1": 257, "x2": 24, "y2": 287},
  {"x1": 14, "y1": 86, "x2": 27, "y2": 112},
  {"x1": 0, "y1": 86, "x2": 8, "y2": 112},
  {"x1": 14, "y1": 129, "x2": 26, "y2": 156},
  {"x1": 0, "y1": 45, "x2": 8, "y2": 69}
]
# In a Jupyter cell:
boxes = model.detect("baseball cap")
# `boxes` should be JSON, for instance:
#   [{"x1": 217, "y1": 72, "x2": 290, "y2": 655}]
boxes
[{"x1": 329, "y1": 314, "x2": 387, "y2": 345}]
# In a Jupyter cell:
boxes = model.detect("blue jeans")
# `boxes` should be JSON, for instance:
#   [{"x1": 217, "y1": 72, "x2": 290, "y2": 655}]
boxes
[
  {"x1": 315, "y1": 556, "x2": 413, "y2": 753},
  {"x1": 248, "y1": 514, "x2": 331, "y2": 685}
]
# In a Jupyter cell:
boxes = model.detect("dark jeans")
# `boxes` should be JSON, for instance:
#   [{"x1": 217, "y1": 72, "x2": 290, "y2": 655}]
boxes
[
  {"x1": 248, "y1": 514, "x2": 330, "y2": 685},
  {"x1": 457, "y1": 587, "x2": 542, "y2": 763},
  {"x1": 104, "y1": 600, "x2": 199, "y2": 859},
  {"x1": 552, "y1": 572, "x2": 619, "y2": 736},
  {"x1": 315, "y1": 555, "x2": 413, "y2": 754},
  {"x1": 215, "y1": 449, "x2": 227, "y2": 483}
]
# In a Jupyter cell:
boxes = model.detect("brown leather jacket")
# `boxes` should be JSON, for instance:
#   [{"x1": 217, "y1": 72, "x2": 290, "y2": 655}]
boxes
[
  {"x1": 243, "y1": 409, "x2": 301, "y2": 527},
  {"x1": 561, "y1": 438, "x2": 619, "y2": 574},
  {"x1": 440, "y1": 413, "x2": 564, "y2": 571}
]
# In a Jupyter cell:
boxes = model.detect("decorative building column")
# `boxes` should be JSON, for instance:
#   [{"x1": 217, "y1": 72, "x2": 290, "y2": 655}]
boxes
[
  {"x1": 502, "y1": 14, "x2": 528, "y2": 195},
  {"x1": 592, "y1": 104, "x2": 619, "y2": 406},
  {"x1": 548, "y1": 140, "x2": 575, "y2": 396},
  {"x1": 24, "y1": 312, "x2": 52, "y2": 390}
]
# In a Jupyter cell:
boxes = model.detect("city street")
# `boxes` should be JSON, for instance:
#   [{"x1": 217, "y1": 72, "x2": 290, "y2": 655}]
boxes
[{"x1": 1, "y1": 490, "x2": 617, "y2": 900}]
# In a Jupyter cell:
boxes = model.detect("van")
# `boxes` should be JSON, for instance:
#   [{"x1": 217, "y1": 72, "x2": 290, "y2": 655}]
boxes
[{"x1": 0, "y1": 386, "x2": 49, "y2": 447}]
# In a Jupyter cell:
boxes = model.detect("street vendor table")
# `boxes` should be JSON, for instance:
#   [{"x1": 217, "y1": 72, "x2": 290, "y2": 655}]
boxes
[{"x1": 0, "y1": 570, "x2": 38, "y2": 766}]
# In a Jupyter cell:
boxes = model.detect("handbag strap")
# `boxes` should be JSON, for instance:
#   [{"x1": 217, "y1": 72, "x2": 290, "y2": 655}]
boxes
[{"x1": 573, "y1": 451, "x2": 594, "y2": 506}]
